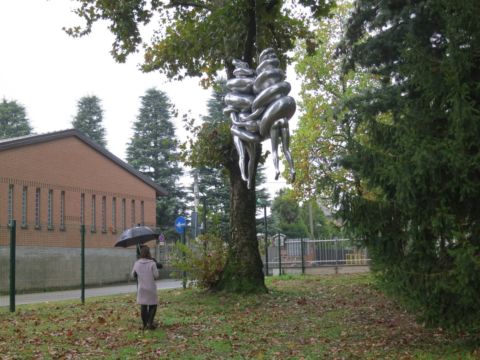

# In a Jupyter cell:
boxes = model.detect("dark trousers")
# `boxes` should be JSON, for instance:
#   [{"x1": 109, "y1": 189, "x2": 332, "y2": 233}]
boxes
[{"x1": 140, "y1": 305, "x2": 157, "y2": 329}]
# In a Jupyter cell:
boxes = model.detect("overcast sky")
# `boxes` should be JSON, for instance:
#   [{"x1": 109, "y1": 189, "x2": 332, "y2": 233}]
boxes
[{"x1": 0, "y1": 0, "x2": 295, "y2": 198}]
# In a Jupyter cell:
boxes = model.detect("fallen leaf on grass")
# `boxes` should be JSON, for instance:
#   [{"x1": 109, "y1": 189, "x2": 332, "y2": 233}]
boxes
[{"x1": 297, "y1": 297, "x2": 307, "y2": 305}]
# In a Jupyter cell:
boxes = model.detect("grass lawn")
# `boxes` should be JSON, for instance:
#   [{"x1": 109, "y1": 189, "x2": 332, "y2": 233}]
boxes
[{"x1": 0, "y1": 273, "x2": 478, "y2": 359}]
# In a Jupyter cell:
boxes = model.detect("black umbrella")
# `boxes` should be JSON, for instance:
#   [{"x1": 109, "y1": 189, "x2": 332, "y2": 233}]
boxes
[{"x1": 115, "y1": 226, "x2": 160, "y2": 248}]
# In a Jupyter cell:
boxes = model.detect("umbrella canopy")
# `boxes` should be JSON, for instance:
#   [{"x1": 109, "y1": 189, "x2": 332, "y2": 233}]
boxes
[{"x1": 115, "y1": 226, "x2": 159, "y2": 248}]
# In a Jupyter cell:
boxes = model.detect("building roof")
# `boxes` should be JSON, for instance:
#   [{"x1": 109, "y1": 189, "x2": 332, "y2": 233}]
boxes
[{"x1": 0, "y1": 129, "x2": 168, "y2": 196}]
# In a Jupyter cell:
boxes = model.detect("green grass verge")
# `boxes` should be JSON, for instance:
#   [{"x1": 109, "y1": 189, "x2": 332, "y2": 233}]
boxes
[{"x1": 0, "y1": 273, "x2": 478, "y2": 359}]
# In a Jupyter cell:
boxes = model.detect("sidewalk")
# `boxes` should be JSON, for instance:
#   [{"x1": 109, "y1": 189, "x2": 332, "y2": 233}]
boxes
[{"x1": 0, "y1": 279, "x2": 183, "y2": 307}]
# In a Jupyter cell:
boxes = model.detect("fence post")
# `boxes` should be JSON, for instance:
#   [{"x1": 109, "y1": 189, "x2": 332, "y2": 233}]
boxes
[
  {"x1": 9, "y1": 220, "x2": 16, "y2": 313},
  {"x1": 301, "y1": 237, "x2": 305, "y2": 275},
  {"x1": 80, "y1": 225, "x2": 85, "y2": 304},
  {"x1": 334, "y1": 237, "x2": 339, "y2": 274},
  {"x1": 264, "y1": 204, "x2": 268, "y2": 277},
  {"x1": 182, "y1": 231, "x2": 187, "y2": 289},
  {"x1": 277, "y1": 234, "x2": 282, "y2": 276}
]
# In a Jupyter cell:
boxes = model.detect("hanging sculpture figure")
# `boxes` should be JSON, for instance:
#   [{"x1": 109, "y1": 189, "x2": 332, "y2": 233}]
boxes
[
  {"x1": 224, "y1": 59, "x2": 261, "y2": 189},
  {"x1": 224, "y1": 48, "x2": 296, "y2": 189},
  {"x1": 254, "y1": 48, "x2": 296, "y2": 182}
]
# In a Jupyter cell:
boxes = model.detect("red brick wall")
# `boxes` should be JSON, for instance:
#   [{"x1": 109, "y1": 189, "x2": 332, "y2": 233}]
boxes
[{"x1": 0, "y1": 136, "x2": 158, "y2": 248}]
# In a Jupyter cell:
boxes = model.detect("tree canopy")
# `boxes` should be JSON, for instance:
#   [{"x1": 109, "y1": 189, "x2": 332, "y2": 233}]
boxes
[
  {"x1": 67, "y1": 0, "x2": 331, "y2": 81},
  {"x1": 68, "y1": 0, "x2": 334, "y2": 293},
  {"x1": 0, "y1": 98, "x2": 33, "y2": 139},
  {"x1": 71, "y1": 95, "x2": 107, "y2": 147},
  {"x1": 126, "y1": 88, "x2": 185, "y2": 238},
  {"x1": 336, "y1": 0, "x2": 480, "y2": 330},
  {"x1": 271, "y1": 188, "x2": 340, "y2": 239},
  {"x1": 291, "y1": 1, "x2": 375, "y2": 207}
]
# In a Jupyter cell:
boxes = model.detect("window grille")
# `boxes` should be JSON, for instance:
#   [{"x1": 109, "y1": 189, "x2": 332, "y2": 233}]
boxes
[
  {"x1": 102, "y1": 196, "x2": 107, "y2": 233},
  {"x1": 131, "y1": 199, "x2": 135, "y2": 226},
  {"x1": 35, "y1": 188, "x2": 41, "y2": 229},
  {"x1": 48, "y1": 190, "x2": 54, "y2": 229},
  {"x1": 21, "y1": 186, "x2": 27, "y2": 228},
  {"x1": 80, "y1": 193, "x2": 85, "y2": 225},
  {"x1": 112, "y1": 197, "x2": 117, "y2": 233},
  {"x1": 8, "y1": 184, "x2": 14, "y2": 224},
  {"x1": 60, "y1": 191, "x2": 65, "y2": 230},
  {"x1": 91, "y1": 194, "x2": 96, "y2": 232},
  {"x1": 121, "y1": 198, "x2": 126, "y2": 230}
]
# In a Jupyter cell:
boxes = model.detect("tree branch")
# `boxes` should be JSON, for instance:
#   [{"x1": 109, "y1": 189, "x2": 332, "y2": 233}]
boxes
[
  {"x1": 167, "y1": 0, "x2": 213, "y2": 11},
  {"x1": 243, "y1": 0, "x2": 256, "y2": 66}
]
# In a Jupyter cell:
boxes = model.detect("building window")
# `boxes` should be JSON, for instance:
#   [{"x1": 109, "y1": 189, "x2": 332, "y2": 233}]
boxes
[
  {"x1": 8, "y1": 184, "x2": 14, "y2": 225},
  {"x1": 140, "y1": 201, "x2": 145, "y2": 226},
  {"x1": 21, "y1": 186, "x2": 27, "y2": 228},
  {"x1": 60, "y1": 191, "x2": 65, "y2": 230},
  {"x1": 101, "y1": 196, "x2": 107, "y2": 233},
  {"x1": 121, "y1": 198, "x2": 126, "y2": 231},
  {"x1": 80, "y1": 193, "x2": 85, "y2": 225},
  {"x1": 48, "y1": 190, "x2": 54, "y2": 230},
  {"x1": 131, "y1": 199, "x2": 135, "y2": 226},
  {"x1": 35, "y1": 188, "x2": 41, "y2": 229},
  {"x1": 111, "y1": 197, "x2": 117, "y2": 233},
  {"x1": 91, "y1": 195, "x2": 96, "y2": 232}
]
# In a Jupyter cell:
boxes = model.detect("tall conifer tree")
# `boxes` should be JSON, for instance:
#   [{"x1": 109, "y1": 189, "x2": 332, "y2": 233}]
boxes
[
  {"x1": 71, "y1": 95, "x2": 107, "y2": 147},
  {"x1": 190, "y1": 81, "x2": 231, "y2": 239},
  {"x1": 338, "y1": 0, "x2": 480, "y2": 329},
  {"x1": 0, "y1": 98, "x2": 32, "y2": 139},
  {"x1": 127, "y1": 88, "x2": 185, "y2": 237}
]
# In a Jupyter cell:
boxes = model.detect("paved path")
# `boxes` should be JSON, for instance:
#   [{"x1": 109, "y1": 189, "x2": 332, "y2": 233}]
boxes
[{"x1": 0, "y1": 279, "x2": 183, "y2": 307}]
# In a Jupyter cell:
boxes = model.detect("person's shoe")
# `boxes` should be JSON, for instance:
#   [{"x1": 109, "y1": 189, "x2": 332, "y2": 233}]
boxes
[{"x1": 146, "y1": 322, "x2": 157, "y2": 330}]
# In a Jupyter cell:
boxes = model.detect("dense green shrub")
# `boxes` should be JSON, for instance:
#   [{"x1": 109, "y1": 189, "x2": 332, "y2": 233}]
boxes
[
  {"x1": 171, "y1": 233, "x2": 227, "y2": 290},
  {"x1": 337, "y1": 0, "x2": 480, "y2": 331}
]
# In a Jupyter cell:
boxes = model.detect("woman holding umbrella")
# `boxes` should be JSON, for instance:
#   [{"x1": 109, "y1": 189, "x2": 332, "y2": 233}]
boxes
[{"x1": 131, "y1": 246, "x2": 159, "y2": 330}]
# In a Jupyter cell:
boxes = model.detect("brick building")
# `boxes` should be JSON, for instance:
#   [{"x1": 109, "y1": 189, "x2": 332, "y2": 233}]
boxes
[{"x1": 0, "y1": 129, "x2": 167, "y2": 291}]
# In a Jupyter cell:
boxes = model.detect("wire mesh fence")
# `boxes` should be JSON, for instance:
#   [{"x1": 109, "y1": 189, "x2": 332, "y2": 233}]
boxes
[
  {"x1": 0, "y1": 224, "x2": 10, "y2": 310},
  {"x1": 0, "y1": 221, "x2": 176, "y2": 311},
  {"x1": 1, "y1": 220, "x2": 370, "y2": 311},
  {"x1": 261, "y1": 238, "x2": 370, "y2": 276}
]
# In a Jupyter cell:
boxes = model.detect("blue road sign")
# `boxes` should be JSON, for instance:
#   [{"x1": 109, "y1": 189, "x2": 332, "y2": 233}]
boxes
[{"x1": 175, "y1": 216, "x2": 186, "y2": 234}]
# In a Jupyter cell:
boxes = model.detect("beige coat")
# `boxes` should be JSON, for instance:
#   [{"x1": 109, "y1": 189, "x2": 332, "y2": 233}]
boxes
[{"x1": 131, "y1": 258, "x2": 159, "y2": 305}]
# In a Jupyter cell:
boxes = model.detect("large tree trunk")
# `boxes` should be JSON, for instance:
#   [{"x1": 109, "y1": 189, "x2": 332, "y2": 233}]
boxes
[
  {"x1": 214, "y1": 15, "x2": 267, "y2": 292},
  {"x1": 214, "y1": 150, "x2": 267, "y2": 293}
]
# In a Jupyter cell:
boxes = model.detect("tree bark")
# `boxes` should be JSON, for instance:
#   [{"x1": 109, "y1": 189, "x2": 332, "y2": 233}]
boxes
[
  {"x1": 214, "y1": 148, "x2": 267, "y2": 293},
  {"x1": 213, "y1": 1, "x2": 267, "y2": 292}
]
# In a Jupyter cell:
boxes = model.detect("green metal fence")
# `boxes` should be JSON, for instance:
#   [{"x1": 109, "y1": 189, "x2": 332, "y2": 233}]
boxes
[
  {"x1": 260, "y1": 237, "x2": 370, "y2": 276},
  {"x1": 0, "y1": 221, "x2": 175, "y2": 312}
]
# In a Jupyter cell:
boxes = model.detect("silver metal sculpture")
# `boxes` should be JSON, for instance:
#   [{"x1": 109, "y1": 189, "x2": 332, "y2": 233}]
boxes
[{"x1": 224, "y1": 48, "x2": 296, "y2": 189}]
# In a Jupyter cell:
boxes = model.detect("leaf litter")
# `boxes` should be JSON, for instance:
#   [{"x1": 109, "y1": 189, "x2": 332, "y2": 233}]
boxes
[{"x1": 0, "y1": 273, "x2": 478, "y2": 359}]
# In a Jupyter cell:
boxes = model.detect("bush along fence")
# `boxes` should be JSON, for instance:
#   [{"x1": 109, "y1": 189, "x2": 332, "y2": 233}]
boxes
[
  {"x1": 260, "y1": 236, "x2": 370, "y2": 276},
  {"x1": 0, "y1": 221, "x2": 174, "y2": 312},
  {"x1": 1, "y1": 221, "x2": 370, "y2": 311}
]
